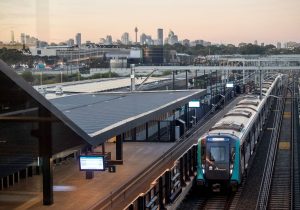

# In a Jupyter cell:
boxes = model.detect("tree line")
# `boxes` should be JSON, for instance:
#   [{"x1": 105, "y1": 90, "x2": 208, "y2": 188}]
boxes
[{"x1": 163, "y1": 43, "x2": 300, "y2": 56}]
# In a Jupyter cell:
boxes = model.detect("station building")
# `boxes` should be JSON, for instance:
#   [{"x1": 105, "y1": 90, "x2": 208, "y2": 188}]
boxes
[{"x1": 0, "y1": 59, "x2": 211, "y2": 207}]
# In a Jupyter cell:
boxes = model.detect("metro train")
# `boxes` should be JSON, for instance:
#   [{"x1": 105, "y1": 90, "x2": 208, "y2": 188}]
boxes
[{"x1": 196, "y1": 74, "x2": 284, "y2": 191}]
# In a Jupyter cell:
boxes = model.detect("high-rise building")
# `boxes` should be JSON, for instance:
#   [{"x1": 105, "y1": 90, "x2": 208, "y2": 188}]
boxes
[
  {"x1": 140, "y1": 33, "x2": 147, "y2": 45},
  {"x1": 277, "y1": 42, "x2": 281, "y2": 49},
  {"x1": 140, "y1": 34, "x2": 153, "y2": 45},
  {"x1": 75, "y1": 33, "x2": 81, "y2": 46},
  {"x1": 254, "y1": 40, "x2": 258, "y2": 45},
  {"x1": 157, "y1": 28, "x2": 163, "y2": 45},
  {"x1": 166, "y1": 30, "x2": 178, "y2": 45},
  {"x1": 106, "y1": 35, "x2": 112, "y2": 45},
  {"x1": 20, "y1": 33, "x2": 25, "y2": 44},
  {"x1": 134, "y1": 27, "x2": 138, "y2": 44},
  {"x1": 25, "y1": 35, "x2": 30, "y2": 44},
  {"x1": 121, "y1": 32, "x2": 129, "y2": 45},
  {"x1": 11, "y1": 31, "x2": 15, "y2": 43}
]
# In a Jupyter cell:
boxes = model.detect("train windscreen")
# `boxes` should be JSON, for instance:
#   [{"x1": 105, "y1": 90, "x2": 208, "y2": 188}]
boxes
[{"x1": 209, "y1": 146, "x2": 226, "y2": 162}]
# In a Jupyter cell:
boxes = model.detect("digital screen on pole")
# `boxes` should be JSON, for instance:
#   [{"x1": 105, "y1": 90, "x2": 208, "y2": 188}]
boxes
[
  {"x1": 79, "y1": 156, "x2": 105, "y2": 171},
  {"x1": 226, "y1": 83, "x2": 234, "y2": 88},
  {"x1": 189, "y1": 100, "x2": 200, "y2": 108}
]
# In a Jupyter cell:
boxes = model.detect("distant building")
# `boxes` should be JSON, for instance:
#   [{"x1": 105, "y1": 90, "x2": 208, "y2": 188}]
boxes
[
  {"x1": 142, "y1": 46, "x2": 163, "y2": 64},
  {"x1": 190, "y1": 39, "x2": 204, "y2": 47},
  {"x1": 11, "y1": 31, "x2": 15, "y2": 44},
  {"x1": 284, "y1": 41, "x2": 300, "y2": 49},
  {"x1": 176, "y1": 53, "x2": 192, "y2": 65},
  {"x1": 75, "y1": 33, "x2": 81, "y2": 46},
  {"x1": 140, "y1": 33, "x2": 153, "y2": 45},
  {"x1": 277, "y1": 42, "x2": 281, "y2": 49},
  {"x1": 254, "y1": 40, "x2": 258, "y2": 45},
  {"x1": 134, "y1": 27, "x2": 138, "y2": 44},
  {"x1": 106, "y1": 35, "x2": 112, "y2": 45},
  {"x1": 99, "y1": 38, "x2": 106, "y2": 44},
  {"x1": 204, "y1": 41, "x2": 211, "y2": 47},
  {"x1": 157, "y1": 28, "x2": 163, "y2": 45},
  {"x1": 182, "y1": 39, "x2": 190, "y2": 46},
  {"x1": 20, "y1": 33, "x2": 25, "y2": 45},
  {"x1": 25, "y1": 35, "x2": 30, "y2": 44},
  {"x1": 166, "y1": 30, "x2": 178, "y2": 45},
  {"x1": 67, "y1": 39, "x2": 74, "y2": 46},
  {"x1": 121, "y1": 32, "x2": 129, "y2": 45},
  {"x1": 140, "y1": 33, "x2": 146, "y2": 45},
  {"x1": 261, "y1": 43, "x2": 265, "y2": 47},
  {"x1": 22, "y1": 34, "x2": 38, "y2": 46}
]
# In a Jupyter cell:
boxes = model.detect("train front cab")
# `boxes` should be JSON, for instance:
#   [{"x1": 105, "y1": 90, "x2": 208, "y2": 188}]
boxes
[{"x1": 197, "y1": 135, "x2": 240, "y2": 190}]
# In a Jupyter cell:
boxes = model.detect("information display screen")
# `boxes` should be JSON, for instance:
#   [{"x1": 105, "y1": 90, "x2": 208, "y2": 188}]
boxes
[
  {"x1": 226, "y1": 83, "x2": 234, "y2": 88},
  {"x1": 79, "y1": 156, "x2": 105, "y2": 171},
  {"x1": 189, "y1": 100, "x2": 200, "y2": 108}
]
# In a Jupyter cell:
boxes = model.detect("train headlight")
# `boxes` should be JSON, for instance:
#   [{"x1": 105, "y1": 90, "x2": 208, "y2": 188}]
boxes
[{"x1": 230, "y1": 164, "x2": 234, "y2": 174}]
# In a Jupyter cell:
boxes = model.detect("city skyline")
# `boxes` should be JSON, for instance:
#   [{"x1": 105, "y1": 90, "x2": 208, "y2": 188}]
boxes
[{"x1": 0, "y1": 0, "x2": 300, "y2": 45}]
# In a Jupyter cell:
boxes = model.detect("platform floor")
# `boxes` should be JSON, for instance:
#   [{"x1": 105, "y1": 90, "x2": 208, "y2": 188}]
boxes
[{"x1": 0, "y1": 142, "x2": 175, "y2": 210}]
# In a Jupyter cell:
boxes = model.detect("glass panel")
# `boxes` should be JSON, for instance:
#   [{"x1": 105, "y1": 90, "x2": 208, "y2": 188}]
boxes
[
  {"x1": 210, "y1": 146, "x2": 225, "y2": 162},
  {"x1": 231, "y1": 146, "x2": 236, "y2": 164}
]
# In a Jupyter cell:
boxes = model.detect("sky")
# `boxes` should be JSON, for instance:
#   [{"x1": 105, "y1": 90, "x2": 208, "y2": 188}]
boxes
[{"x1": 0, "y1": 0, "x2": 300, "y2": 45}]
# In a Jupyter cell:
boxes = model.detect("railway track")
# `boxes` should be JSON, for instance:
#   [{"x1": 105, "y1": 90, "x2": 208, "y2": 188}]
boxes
[
  {"x1": 202, "y1": 191, "x2": 237, "y2": 210},
  {"x1": 267, "y1": 89, "x2": 292, "y2": 209},
  {"x1": 256, "y1": 75, "x2": 300, "y2": 210},
  {"x1": 90, "y1": 96, "x2": 242, "y2": 210},
  {"x1": 177, "y1": 189, "x2": 236, "y2": 210},
  {"x1": 177, "y1": 176, "x2": 247, "y2": 210}
]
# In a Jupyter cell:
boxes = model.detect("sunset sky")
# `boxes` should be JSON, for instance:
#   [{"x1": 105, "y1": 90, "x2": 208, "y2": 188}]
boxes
[{"x1": 0, "y1": 0, "x2": 299, "y2": 45}]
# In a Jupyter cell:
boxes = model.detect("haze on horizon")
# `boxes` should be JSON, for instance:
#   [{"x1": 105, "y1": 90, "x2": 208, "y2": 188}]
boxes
[{"x1": 0, "y1": 0, "x2": 299, "y2": 45}]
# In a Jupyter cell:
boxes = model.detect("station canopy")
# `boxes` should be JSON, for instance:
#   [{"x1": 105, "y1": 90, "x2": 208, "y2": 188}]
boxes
[
  {"x1": 50, "y1": 89, "x2": 206, "y2": 144},
  {"x1": 0, "y1": 59, "x2": 206, "y2": 160},
  {"x1": 0, "y1": 60, "x2": 89, "y2": 178}
]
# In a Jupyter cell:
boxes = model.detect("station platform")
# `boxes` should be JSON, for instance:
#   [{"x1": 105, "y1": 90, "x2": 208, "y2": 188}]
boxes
[{"x1": 0, "y1": 142, "x2": 175, "y2": 210}]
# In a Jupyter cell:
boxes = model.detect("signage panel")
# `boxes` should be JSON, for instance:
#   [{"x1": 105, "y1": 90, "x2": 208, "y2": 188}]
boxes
[
  {"x1": 79, "y1": 156, "x2": 105, "y2": 171},
  {"x1": 189, "y1": 100, "x2": 200, "y2": 108},
  {"x1": 226, "y1": 83, "x2": 234, "y2": 88}
]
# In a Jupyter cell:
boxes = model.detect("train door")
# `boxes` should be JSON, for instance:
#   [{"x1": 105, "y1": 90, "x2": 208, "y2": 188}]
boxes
[{"x1": 205, "y1": 142, "x2": 230, "y2": 181}]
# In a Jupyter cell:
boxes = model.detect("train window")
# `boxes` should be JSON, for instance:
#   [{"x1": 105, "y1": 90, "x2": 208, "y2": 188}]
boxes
[
  {"x1": 209, "y1": 146, "x2": 225, "y2": 162},
  {"x1": 231, "y1": 147, "x2": 235, "y2": 164}
]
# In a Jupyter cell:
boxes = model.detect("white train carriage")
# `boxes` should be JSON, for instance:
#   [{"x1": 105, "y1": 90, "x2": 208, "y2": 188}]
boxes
[{"x1": 197, "y1": 74, "x2": 283, "y2": 190}]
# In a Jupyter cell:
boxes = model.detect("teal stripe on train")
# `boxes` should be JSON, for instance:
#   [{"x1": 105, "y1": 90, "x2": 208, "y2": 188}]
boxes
[
  {"x1": 196, "y1": 139, "x2": 204, "y2": 181},
  {"x1": 230, "y1": 140, "x2": 240, "y2": 184}
]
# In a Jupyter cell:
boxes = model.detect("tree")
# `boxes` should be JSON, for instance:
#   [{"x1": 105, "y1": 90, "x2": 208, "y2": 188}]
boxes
[{"x1": 21, "y1": 71, "x2": 34, "y2": 84}]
